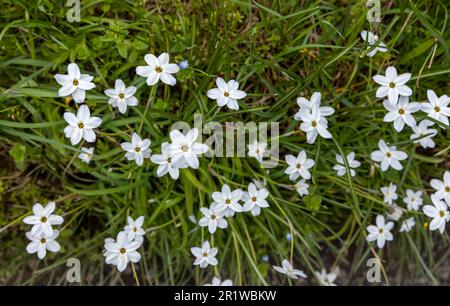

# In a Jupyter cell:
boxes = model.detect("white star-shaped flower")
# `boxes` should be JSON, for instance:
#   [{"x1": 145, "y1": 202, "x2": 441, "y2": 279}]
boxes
[
  {"x1": 204, "y1": 277, "x2": 232, "y2": 286},
  {"x1": 430, "y1": 171, "x2": 450, "y2": 204},
  {"x1": 247, "y1": 140, "x2": 267, "y2": 163},
  {"x1": 370, "y1": 139, "x2": 407, "y2": 171},
  {"x1": 123, "y1": 216, "x2": 145, "y2": 241},
  {"x1": 423, "y1": 196, "x2": 449, "y2": 234},
  {"x1": 198, "y1": 206, "x2": 228, "y2": 234},
  {"x1": 332, "y1": 152, "x2": 361, "y2": 177},
  {"x1": 207, "y1": 78, "x2": 247, "y2": 110},
  {"x1": 360, "y1": 30, "x2": 388, "y2": 57},
  {"x1": 78, "y1": 147, "x2": 94, "y2": 164},
  {"x1": 273, "y1": 259, "x2": 307, "y2": 280},
  {"x1": 314, "y1": 268, "x2": 338, "y2": 286},
  {"x1": 63, "y1": 105, "x2": 102, "y2": 145},
  {"x1": 380, "y1": 183, "x2": 398, "y2": 205},
  {"x1": 23, "y1": 202, "x2": 64, "y2": 237},
  {"x1": 26, "y1": 230, "x2": 61, "y2": 260},
  {"x1": 104, "y1": 231, "x2": 142, "y2": 272},
  {"x1": 284, "y1": 150, "x2": 315, "y2": 181},
  {"x1": 298, "y1": 106, "x2": 332, "y2": 144},
  {"x1": 191, "y1": 241, "x2": 218, "y2": 268},
  {"x1": 55, "y1": 63, "x2": 95, "y2": 103},
  {"x1": 104, "y1": 79, "x2": 138, "y2": 114},
  {"x1": 167, "y1": 128, "x2": 208, "y2": 169},
  {"x1": 294, "y1": 179, "x2": 309, "y2": 197},
  {"x1": 410, "y1": 120, "x2": 438, "y2": 148},
  {"x1": 150, "y1": 142, "x2": 180, "y2": 179},
  {"x1": 121, "y1": 132, "x2": 151, "y2": 166},
  {"x1": 294, "y1": 92, "x2": 335, "y2": 119},
  {"x1": 383, "y1": 96, "x2": 420, "y2": 132},
  {"x1": 399, "y1": 217, "x2": 415, "y2": 233},
  {"x1": 420, "y1": 89, "x2": 450, "y2": 126},
  {"x1": 366, "y1": 215, "x2": 394, "y2": 249},
  {"x1": 136, "y1": 53, "x2": 180, "y2": 86},
  {"x1": 211, "y1": 184, "x2": 243, "y2": 217},
  {"x1": 403, "y1": 189, "x2": 423, "y2": 211},
  {"x1": 373, "y1": 66, "x2": 412, "y2": 104},
  {"x1": 242, "y1": 182, "x2": 269, "y2": 216}
]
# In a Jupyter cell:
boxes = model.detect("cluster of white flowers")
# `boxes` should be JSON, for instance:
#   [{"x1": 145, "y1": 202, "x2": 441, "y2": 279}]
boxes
[
  {"x1": 104, "y1": 216, "x2": 145, "y2": 272},
  {"x1": 23, "y1": 202, "x2": 64, "y2": 259}
]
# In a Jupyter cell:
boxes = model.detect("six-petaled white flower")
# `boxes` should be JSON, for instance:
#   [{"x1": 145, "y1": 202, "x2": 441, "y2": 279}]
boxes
[
  {"x1": 430, "y1": 171, "x2": 450, "y2": 204},
  {"x1": 55, "y1": 63, "x2": 95, "y2": 103},
  {"x1": 399, "y1": 217, "x2": 415, "y2": 233},
  {"x1": 294, "y1": 179, "x2": 309, "y2": 197},
  {"x1": 332, "y1": 152, "x2": 361, "y2": 177},
  {"x1": 167, "y1": 128, "x2": 208, "y2": 169},
  {"x1": 284, "y1": 150, "x2": 315, "y2": 181},
  {"x1": 23, "y1": 202, "x2": 64, "y2": 237},
  {"x1": 314, "y1": 268, "x2": 338, "y2": 286},
  {"x1": 207, "y1": 78, "x2": 247, "y2": 110},
  {"x1": 26, "y1": 230, "x2": 61, "y2": 260},
  {"x1": 380, "y1": 183, "x2": 397, "y2": 205},
  {"x1": 211, "y1": 184, "x2": 243, "y2": 217},
  {"x1": 104, "y1": 79, "x2": 138, "y2": 114},
  {"x1": 298, "y1": 106, "x2": 332, "y2": 144},
  {"x1": 273, "y1": 259, "x2": 307, "y2": 280},
  {"x1": 360, "y1": 30, "x2": 388, "y2": 57},
  {"x1": 403, "y1": 189, "x2": 423, "y2": 211},
  {"x1": 198, "y1": 206, "x2": 228, "y2": 234},
  {"x1": 420, "y1": 90, "x2": 450, "y2": 126},
  {"x1": 204, "y1": 277, "x2": 232, "y2": 286},
  {"x1": 242, "y1": 183, "x2": 269, "y2": 216},
  {"x1": 136, "y1": 53, "x2": 180, "y2": 86},
  {"x1": 383, "y1": 97, "x2": 420, "y2": 132},
  {"x1": 150, "y1": 142, "x2": 180, "y2": 179},
  {"x1": 191, "y1": 241, "x2": 218, "y2": 268},
  {"x1": 78, "y1": 147, "x2": 94, "y2": 164},
  {"x1": 123, "y1": 216, "x2": 145, "y2": 241},
  {"x1": 370, "y1": 139, "x2": 407, "y2": 171},
  {"x1": 64, "y1": 105, "x2": 102, "y2": 145},
  {"x1": 121, "y1": 132, "x2": 151, "y2": 166},
  {"x1": 247, "y1": 140, "x2": 267, "y2": 163},
  {"x1": 373, "y1": 66, "x2": 412, "y2": 105},
  {"x1": 366, "y1": 215, "x2": 394, "y2": 249},
  {"x1": 422, "y1": 196, "x2": 449, "y2": 234},
  {"x1": 294, "y1": 92, "x2": 335, "y2": 119},
  {"x1": 104, "y1": 231, "x2": 142, "y2": 272},
  {"x1": 410, "y1": 120, "x2": 437, "y2": 148}
]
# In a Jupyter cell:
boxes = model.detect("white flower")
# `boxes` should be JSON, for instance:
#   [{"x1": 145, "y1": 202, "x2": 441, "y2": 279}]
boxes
[
  {"x1": 403, "y1": 190, "x2": 423, "y2": 211},
  {"x1": 410, "y1": 120, "x2": 437, "y2": 148},
  {"x1": 373, "y1": 66, "x2": 412, "y2": 104},
  {"x1": 136, "y1": 53, "x2": 180, "y2": 86},
  {"x1": 211, "y1": 184, "x2": 243, "y2": 217},
  {"x1": 63, "y1": 105, "x2": 102, "y2": 145},
  {"x1": 121, "y1": 133, "x2": 151, "y2": 166},
  {"x1": 204, "y1": 277, "x2": 232, "y2": 286},
  {"x1": 198, "y1": 206, "x2": 228, "y2": 234},
  {"x1": 167, "y1": 128, "x2": 208, "y2": 169},
  {"x1": 294, "y1": 179, "x2": 309, "y2": 197},
  {"x1": 273, "y1": 259, "x2": 307, "y2": 280},
  {"x1": 124, "y1": 216, "x2": 145, "y2": 241},
  {"x1": 103, "y1": 237, "x2": 115, "y2": 262},
  {"x1": 23, "y1": 202, "x2": 64, "y2": 237},
  {"x1": 26, "y1": 230, "x2": 61, "y2": 259},
  {"x1": 55, "y1": 63, "x2": 95, "y2": 103},
  {"x1": 191, "y1": 241, "x2": 218, "y2": 268},
  {"x1": 284, "y1": 150, "x2": 315, "y2": 181},
  {"x1": 242, "y1": 183, "x2": 269, "y2": 216},
  {"x1": 247, "y1": 140, "x2": 267, "y2": 163},
  {"x1": 207, "y1": 78, "x2": 247, "y2": 110},
  {"x1": 78, "y1": 147, "x2": 94, "y2": 164},
  {"x1": 104, "y1": 232, "x2": 142, "y2": 272},
  {"x1": 314, "y1": 268, "x2": 338, "y2": 286},
  {"x1": 360, "y1": 30, "x2": 388, "y2": 57},
  {"x1": 423, "y1": 196, "x2": 449, "y2": 234},
  {"x1": 370, "y1": 139, "x2": 408, "y2": 171},
  {"x1": 332, "y1": 152, "x2": 361, "y2": 177},
  {"x1": 399, "y1": 217, "x2": 415, "y2": 233},
  {"x1": 294, "y1": 92, "x2": 335, "y2": 119},
  {"x1": 150, "y1": 142, "x2": 180, "y2": 179},
  {"x1": 298, "y1": 106, "x2": 332, "y2": 144},
  {"x1": 420, "y1": 90, "x2": 450, "y2": 126},
  {"x1": 366, "y1": 215, "x2": 394, "y2": 249},
  {"x1": 430, "y1": 171, "x2": 450, "y2": 204},
  {"x1": 383, "y1": 97, "x2": 421, "y2": 132},
  {"x1": 104, "y1": 79, "x2": 138, "y2": 114},
  {"x1": 387, "y1": 204, "x2": 403, "y2": 221},
  {"x1": 380, "y1": 183, "x2": 397, "y2": 205}
]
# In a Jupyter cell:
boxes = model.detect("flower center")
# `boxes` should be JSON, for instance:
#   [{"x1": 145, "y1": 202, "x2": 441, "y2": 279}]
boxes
[
  {"x1": 379, "y1": 228, "x2": 384, "y2": 234},
  {"x1": 224, "y1": 91, "x2": 230, "y2": 97},
  {"x1": 386, "y1": 152, "x2": 392, "y2": 158},
  {"x1": 73, "y1": 79, "x2": 79, "y2": 86},
  {"x1": 311, "y1": 120, "x2": 317, "y2": 128},
  {"x1": 40, "y1": 238, "x2": 47, "y2": 243},
  {"x1": 389, "y1": 82, "x2": 396, "y2": 88},
  {"x1": 445, "y1": 186, "x2": 450, "y2": 192},
  {"x1": 434, "y1": 106, "x2": 441, "y2": 113},
  {"x1": 135, "y1": 147, "x2": 141, "y2": 152},
  {"x1": 439, "y1": 210, "x2": 445, "y2": 218},
  {"x1": 78, "y1": 122, "x2": 84, "y2": 129},
  {"x1": 155, "y1": 66, "x2": 163, "y2": 73},
  {"x1": 398, "y1": 108, "x2": 405, "y2": 115},
  {"x1": 296, "y1": 163, "x2": 301, "y2": 169},
  {"x1": 40, "y1": 216, "x2": 47, "y2": 223},
  {"x1": 225, "y1": 199, "x2": 231, "y2": 205},
  {"x1": 202, "y1": 252, "x2": 208, "y2": 257},
  {"x1": 133, "y1": 227, "x2": 137, "y2": 232},
  {"x1": 120, "y1": 248, "x2": 126, "y2": 254},
  {"x1": 167, "y1": 157, "x2": 172, "y2": 163},
  {"x1": 181, "y1": 145, "x2": 189, "y2": 152},
  {"x1": 211, "y1": 214, "x2": 216, "y2": 220},
  {"x1": 118, "y1": 93, "x2": 125, "y2": 99},
  {"x1": 252, "y1": 196, "x2": 257, "y2": 202}
]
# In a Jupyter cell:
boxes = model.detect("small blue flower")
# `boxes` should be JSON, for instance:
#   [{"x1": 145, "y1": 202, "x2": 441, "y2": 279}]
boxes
[
  {"x1": 261, "y1": 255, "x2": 269, "y2": 262},
  {"x1": 286, "y1": 233, "x2": 292, "y2": 241},
  {"x1": 178, "y1": 60, "x2": 189, "y2": 70}
]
